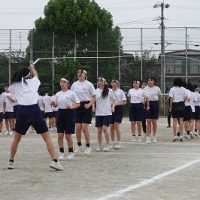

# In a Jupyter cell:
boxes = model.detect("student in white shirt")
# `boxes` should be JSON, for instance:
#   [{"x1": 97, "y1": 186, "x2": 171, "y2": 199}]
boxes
[
  {"x1": 7, "y1": 64, "x2": 63, "y2": 171},
  {"x1": 4, "y1": 86, "x2": 15, "y2": 135},
  {"x1": 95, "y1": 77, "x2": 115, "y2": 152},
  {"x1": 71, "y1": 69, "x2": 96, "y2": 154},
  {"x1": 52, "y1": 78, "x2": 80, "y2": 160},
  {"x1": 110, "y1": 80, "x2": 127, "y2": 149},
  {"x1": 42, "y1": 92, "x2": 54, "y2": 130},
  {"x1": 193, "y1": 85, "x2": 200, "y2": 136},
  {"x1": 128, "y1": 80, "x2": 149, "y2": 142},
  {"x1": 0, "y1": 88, "x2": 6, "y2": 135},
  {"x1": 169, "y1": 78, "x2": 188, "y2": 142},
  {"x1": 144, "y1": 77, "x2": 163, "y2": 143}
]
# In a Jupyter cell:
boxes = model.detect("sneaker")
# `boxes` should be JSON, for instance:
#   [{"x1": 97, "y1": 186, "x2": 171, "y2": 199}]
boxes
[
  {"x1": 67, "y1": 152, "x2": 75, "y2": 160},
  {"x1": 167, "y1": 125, "x2": 171, "y2": 128},
  {"x1": 49, "y1": 127, "x2": 54, "y2": 131},
  {"x1": 179, "y1": 136, "x2": 183, "y2": 142},
  {"x1": 172, "y1": 136, "x2": 178, "y2": 142},
  {"x1": 84, "y1": 147, "x2": 92, "y2": 154},
  {"x1": 184, "y1": 133, "x2": 191, "y2": 140},
  {"x1": 137, "y1": 136, "x2": 142, "y2": 142},
  {"x1": 152, "y1": 137, "x2": 157, "y2": 143},
  {"x1": 74, "y1": 145, "x2": 83, "y2": 153},
  {"x1": 132, "y1": 135, "x2": 136, "y2": 142},
  {"x1": 194, "y1": 132, "x2": 199, "y2": 137},
  {"x1": 110, "y1": 142, "x2": 115, "y2": 149},
  {"x1": 190, "y1": 132, "x2": 194, "y2": 139},
  {"x1": 8, "y1": 161, "x2": 15, "y2": 169},
  {"x1": 146, "y1": 136, "x2": 151, "y2": 144},
  {"x1": 49, "y1": 161, "x2": 64, "y2": 171},
  {"x1": 95, "y1": 144, "x2": 102, "y2": 152},
  {"x1": 4, "y1": 131, "x2": 9, "y2": 135},
  {"x1": 103, "y1": 144, "x2": 110, "y2": 152},
  {"x1": 9, "y1": 131, "x2": 14, "y2": 136},
  {"x1": 114, "y1": 142, "x2": 121, "y2": 149},
  {"x1": 58, "y1": 152, "x2": 65, "y2": 161}
]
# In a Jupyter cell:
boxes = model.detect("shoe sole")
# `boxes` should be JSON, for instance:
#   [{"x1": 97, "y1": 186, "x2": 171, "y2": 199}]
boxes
[{"x1": 49, "y1": 166, "x2": 63, "y2": 171}]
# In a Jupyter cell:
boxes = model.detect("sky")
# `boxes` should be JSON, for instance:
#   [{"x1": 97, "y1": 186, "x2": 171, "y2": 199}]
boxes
[
  {"x1": 1, "y1": 0, "x2": 200, "y2": 53},
  {"x1": 0, "y1": 0, "x2": 200, "y2": 29}
]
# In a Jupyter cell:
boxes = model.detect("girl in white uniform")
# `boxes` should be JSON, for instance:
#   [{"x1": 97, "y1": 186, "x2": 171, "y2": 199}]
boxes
[
  {"x1": 95, "y1": 77, "x2": 115, "y2": 152},
  {"x1": 71, "y1": 69, "x2": 96, "y2": 154},
  {"x1": 0, "y1": 89, "x2": 6, "y2": 135},
  {"x1": 52, "y1": 78, "x2": 80, "y2": 160},
  {"x1": 169, "y1": 78, "x2": 188, "y2": 142},
  {"x1": 193, "y1": 86, "x2": 200, "y2": 135},
  {"x1": 144, "y1": 77, "x2": 163, "y2": 143},
  {"x1": 110, "y1": 80, "x2": 127, "y2": 149},
  {"x1": 128, "y1": 80, "x2": 149, "y2": 142},
  {"x1": 7, "y1": 64, "x2": 63, "y2": 171}
]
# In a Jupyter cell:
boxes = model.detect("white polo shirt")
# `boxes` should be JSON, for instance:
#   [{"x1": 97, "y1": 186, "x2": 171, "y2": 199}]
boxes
[
  {"x1": 95, "y1": 88, "x2": 115, "y2": 116},
  {"x1": 71, "y1": 80, "x2": 96, "y2": 102},
  {"x1": 112, "y1": 88, "x2": 126, "y2": 103},
  {"x1": 144, "y1": 86, "x2": 162, "y2": 101},
  {"x1": 42, "y1": 94, "x2": 53, "y2": 113},
  {"x1": 169, "y1": 86, "x2": 187, "y2": 102},
  {"x1": 55, "y1": 90, "x2": 80, "y2": 109},
  {"x1": 128, "y1": 88, "x2": 147, "y2": 103},
  {"x1": 8, "y1": 76, "x2": 40, "y2": 106}
]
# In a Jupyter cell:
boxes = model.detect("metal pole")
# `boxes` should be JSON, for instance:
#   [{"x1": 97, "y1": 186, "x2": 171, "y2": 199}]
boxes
[
  {"x1": 30, "y1": 29, "x2": 33, "y2": 64},
  {"x1": 74, "y1": 32, "x2": 77, "y2": 62},
  {"x1": 52, "y1": 32, "x2": 55, "y2": 94},
  {"x1": 160, "y1": 1, "x2": 165, "y2": 92},
  {"x1": 96, "y1": 28, "x2": 99, "y2": 79},
  {"x1": 140, "y1": 28, "x2": 143, "y2": 81},
  {"x1": 185, "y1": 27, "x2": 188, "y2": 83},
  {"x1": 118, "y1": 36, "x2": 121, "y2": 82},
  {"x1": 9, "y1": 30, "x2": 11, "y2": 84}
]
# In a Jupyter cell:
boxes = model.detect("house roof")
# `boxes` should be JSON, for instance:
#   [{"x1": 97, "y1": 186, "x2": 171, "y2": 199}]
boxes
[{"x1": 165, "y1": 49, "x2": 200, "y2": 56}]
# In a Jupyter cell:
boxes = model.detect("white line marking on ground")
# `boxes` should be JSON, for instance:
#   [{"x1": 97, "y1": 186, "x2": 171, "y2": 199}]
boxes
[{"x1": 95, "y1": 159, "x2": 200, "y2": 200}]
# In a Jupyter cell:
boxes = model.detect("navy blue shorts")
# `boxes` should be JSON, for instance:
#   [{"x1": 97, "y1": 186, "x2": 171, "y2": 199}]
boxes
[
  {"x1": 75, "y1": 101, "x2": 92, "y2": 124},
  {"x1": 183, "y1": 106, "x2": 192, "y2": 121},
  {"x1": 45, "y1": 112, "x2": 54, "y2": 119},
  {"x1": 13, "y1": 105, "x2": 19, "y2": 119},
  {"x1": 0, "y1": 113, "x2": 3, "y2": 122},
  {"x1": 129, "y1": 103, "x2": 144, "y2": 121},
  {"x1": 146, "y1": 101, "x2": 159, "y2": 119},
  {"x1": 171, "y1": 102, "x2": 185, "y2": 119},
  {"x1": 4, "y1": 112, "x2": 14, "y2": 119},
  {"x1": 194, "y1": 106, "x2": 200, "y2": 120},
  {"x1": 56, "y1": 109, "x2": 75, "y2": 134},
  {"x1": 110, "y1": 105, "x2": 124, "y2": 124},
  {"x1": 95, "y1": 116, "x2": 111, "y2": 127},
  {"x1": 53, "y1": 111, "x2": 58, "y2": 118},
  {"x1": 15, "y1": 104, "x2": 48, "y2": 135},
  {"x1": 41, "y1": 111, "x2": 45, "y2": 119}
]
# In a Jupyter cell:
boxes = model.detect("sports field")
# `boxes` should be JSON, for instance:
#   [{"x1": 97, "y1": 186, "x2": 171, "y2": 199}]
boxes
[{"x1": 0, "y1": 117, "x2": 200, "y2": 200}]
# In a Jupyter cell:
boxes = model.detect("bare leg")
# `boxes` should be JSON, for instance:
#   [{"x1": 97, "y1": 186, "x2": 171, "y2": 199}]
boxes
[{"x1": 10, "y1": 133, "x2": 22, "y2": 160}]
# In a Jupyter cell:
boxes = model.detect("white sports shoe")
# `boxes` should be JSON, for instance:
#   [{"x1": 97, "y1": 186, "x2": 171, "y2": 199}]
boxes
[
  {"x1": 4, "y1": 131, "x2": 9, "y2": 135},
  {"x1": 152, "y1": 137, "x2": 157, "y2": 143},
  {"x1": 137, "y1": 136, "x2": 142, "y2": 142},
  {"x1": 67, "y1": 152, "x2": 75, "y2": 160},
  {"x1": 84, "y1": 147, "x2": 92, "y2": 154},
  {"x1": 114, "y1": 142, "x2": 121, "y2": 149},
  {"x1": 7, "y1": 161, "x2": 15, "y2": 169},
  {"x1": 132, "y1": 136, "x2": 136, "y2": 142},
  {"x1": 74, "y1": 145, "x2": 83, "y2": 153},
  {"x1": 184, "y1": 133, "x2": 191, "y2": 140},
  {"x1": 146, "y1": 136, "x2": 151, "y2": 144},
  {"x1": 96, "y1": 144, "x2": 102, "y2": 152},
  {"x1": 49, "y1": 128, "x2": 54, "y2": 131},
  {"x1": 49, "y1": 161, "x2": 64, "y2": 171},
  {"x1": 58, "y1": 152, "x2": 65, "y2": 161},
  {"x1": 103, "y1": 144, "x2": 110, "y2": 152},
  {"x1": 9, "y1": 131, "x2": 14, "y2": 136}
]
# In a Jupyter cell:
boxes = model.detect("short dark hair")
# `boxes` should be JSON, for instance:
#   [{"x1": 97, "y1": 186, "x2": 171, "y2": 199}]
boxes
[{"x1": 173, "y1": 78, "x2": 185, "y2": 87}]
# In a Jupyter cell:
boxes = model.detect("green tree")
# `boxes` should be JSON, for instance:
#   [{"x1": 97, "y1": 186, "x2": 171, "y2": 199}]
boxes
[{"x1": 27, "y1": 0, "x2": 122, "y2": 91}]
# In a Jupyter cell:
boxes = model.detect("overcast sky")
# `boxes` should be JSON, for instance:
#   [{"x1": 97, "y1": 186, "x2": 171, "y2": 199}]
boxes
[
  {"x1": 1, "y1": 0, "x2": 200, "y2": 29},
  {"x1": 1, "y1": 0, "x2": 200, "y2": 53}
]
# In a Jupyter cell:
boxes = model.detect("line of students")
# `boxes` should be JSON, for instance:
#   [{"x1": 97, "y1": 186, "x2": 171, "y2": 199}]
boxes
[{"x1": 5, "y1": 64, "x2": 200, "y2": 171}]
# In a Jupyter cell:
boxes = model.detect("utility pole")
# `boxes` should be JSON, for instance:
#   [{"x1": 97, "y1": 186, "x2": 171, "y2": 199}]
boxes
[
  {"x1": 52, "y1": 32, "x2": 55, "y2": 94},
  {"x1": 154, "y1": 1, "x2": 170, "y2": 93}
]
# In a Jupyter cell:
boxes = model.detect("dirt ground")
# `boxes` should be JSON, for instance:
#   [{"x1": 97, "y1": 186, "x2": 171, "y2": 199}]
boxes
[{"x1": 0, "y1": 117, "x2": 200, "y2": 200}]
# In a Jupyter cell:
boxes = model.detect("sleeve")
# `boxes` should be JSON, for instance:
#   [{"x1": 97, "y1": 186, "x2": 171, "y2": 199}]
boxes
[
  {"x1": 157, "y1": 87, "x2": 162, "y2": 95},
  {"x1": 72, "y1": 92, "x2": 80, "y2": 103},
  {"x1": 8, "y1": 84, "x2": 15, "y2": 94},
  {"x1": 121, "y1": 90, "x2": 127, "y2": 101},
  {"x1": 89, "y1": 83, "x2": 96, "y2": 96}
]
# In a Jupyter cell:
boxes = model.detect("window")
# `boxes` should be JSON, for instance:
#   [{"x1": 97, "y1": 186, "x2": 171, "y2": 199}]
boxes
[
  {"x1": 190, "y1": 60, "x2": 200, "y2": 74},
  {"x1": 174, "y1": 60, "x2": 184, "y2": 74},
  {"x1": 165, "y1": 59, "x2": 174, "y2": 74}
]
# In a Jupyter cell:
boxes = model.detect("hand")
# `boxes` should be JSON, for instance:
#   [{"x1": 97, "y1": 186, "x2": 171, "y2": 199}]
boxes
[
  {"x1": 84, "y1": 103, "x2": 91, "y2": 109},
  {"x1": 146, "y1": 106, "x2": 150, "y2": 110}
]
